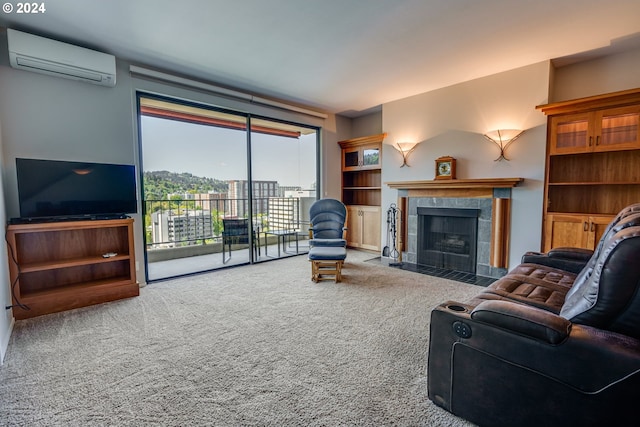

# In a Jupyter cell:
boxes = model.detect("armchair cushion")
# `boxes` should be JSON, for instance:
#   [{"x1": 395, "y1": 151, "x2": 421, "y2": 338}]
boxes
[
  {"x1": 469, "y1": 263, "x2": 575, "y2": 314},
  {"x1": 308, "y1": 246, "x2": 347, "y2": 261},
  {"x1": 309, "y1": 238, "x2": 347, "y2": 247}
]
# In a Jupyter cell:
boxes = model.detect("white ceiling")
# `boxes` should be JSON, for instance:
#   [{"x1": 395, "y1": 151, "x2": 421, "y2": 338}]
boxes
[{"x1": 1, "y1": 0, "x2": 640, "y2": 117}]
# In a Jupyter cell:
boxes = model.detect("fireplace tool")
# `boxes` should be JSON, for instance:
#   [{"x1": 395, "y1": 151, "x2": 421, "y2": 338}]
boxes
[
  {"x1": 383, "y1": 206, "x2": 391, "y2": 257},
  {"x1": 385, "y1": 203, "x2": 401, "y2": 263}
]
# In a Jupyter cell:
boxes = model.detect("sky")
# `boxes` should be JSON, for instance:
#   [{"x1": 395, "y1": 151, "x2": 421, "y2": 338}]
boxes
[{"x1": 140, "y1": 116, "x2": 317, "y2": 189}]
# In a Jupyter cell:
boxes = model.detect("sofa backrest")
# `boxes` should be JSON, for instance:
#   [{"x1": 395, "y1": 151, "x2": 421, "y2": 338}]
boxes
[
  {"x1": 591, "y1": 203, "x2": 640, "y2": 256},
  {"x1": 564, "y1": 203, "x2": 640, "y2": 297},
  {"x1": 560, "y1": 212, "x2": 640, "y2": 338}
]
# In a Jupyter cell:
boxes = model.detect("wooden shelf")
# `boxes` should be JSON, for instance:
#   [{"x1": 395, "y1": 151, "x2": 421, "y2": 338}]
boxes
[
  {"x1": 21, "y1": 254, "x2": 131, "y2": 273},
  {"x1": 7, "y1": 218, "x2": 138, "y2": 319},
  {"x1": 20, "y1": 276, "x2": 135, "y2": 299},
  {"x1": 548, "y1": 181, "x2": 640, "y2": 186}
]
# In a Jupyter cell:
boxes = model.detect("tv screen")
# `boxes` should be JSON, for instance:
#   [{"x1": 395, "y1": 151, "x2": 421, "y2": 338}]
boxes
[{"x1": 16, "y1": 158, "x2": 138, "y2": 220}]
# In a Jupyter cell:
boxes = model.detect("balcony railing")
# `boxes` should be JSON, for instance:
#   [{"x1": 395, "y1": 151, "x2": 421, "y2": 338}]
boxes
[{"x1": 145, "y1": 196, "x2": 309, "y2": 251}]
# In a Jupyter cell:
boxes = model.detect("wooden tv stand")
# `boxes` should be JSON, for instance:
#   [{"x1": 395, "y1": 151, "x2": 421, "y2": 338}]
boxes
[{"x1": 6, "y1": 218, "x2": 139, "y2": 320}]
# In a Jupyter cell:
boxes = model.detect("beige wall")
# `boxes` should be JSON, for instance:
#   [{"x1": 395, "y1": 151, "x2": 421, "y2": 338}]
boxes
[
  {"x1": 382, "y1": 61, "x2": 552, "y2": 268},
  {"x1": 552, "y1": 46, "x2": 640, "y2": 102},
  {"x1": 320, "y1": 114, "x2": 351, "y2": 200},
  {"x1": 351, "y1": 110, "x2": 383, "y2": 138},
  {"x1": 0, "y1": 119, "x2": 12, "y2": 365}
]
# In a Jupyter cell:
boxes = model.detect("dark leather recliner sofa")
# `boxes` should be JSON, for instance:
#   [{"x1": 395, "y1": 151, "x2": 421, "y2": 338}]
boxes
[{"x1": 427, "y1": 204, "x2": 640, "y2": 427}]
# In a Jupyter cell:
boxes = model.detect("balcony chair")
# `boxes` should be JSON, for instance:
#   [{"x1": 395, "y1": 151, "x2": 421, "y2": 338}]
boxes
[
  {"x1": 222, "y1": 218, "x2": 258, "y2": 264},
  {"x1": 307, "y1": 198, "x2": 348, "y2": 282},
  {"x1": 427, "y1": 203, "x2": 640, "y2": 427}
]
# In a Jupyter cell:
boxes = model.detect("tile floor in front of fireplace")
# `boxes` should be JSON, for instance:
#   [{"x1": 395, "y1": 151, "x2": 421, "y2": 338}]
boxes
[{"x1": 366, "y1": 256, "x2": 497, "y2": 287}]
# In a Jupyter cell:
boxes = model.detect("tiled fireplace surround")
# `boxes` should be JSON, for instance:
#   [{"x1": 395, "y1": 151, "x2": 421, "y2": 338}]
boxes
[
  {"x1": 387, "y1": 178, "x2": 524, "y2": 280},
  {"x1": 407, "y1": 192, "x2": 508, "y2": 278}
]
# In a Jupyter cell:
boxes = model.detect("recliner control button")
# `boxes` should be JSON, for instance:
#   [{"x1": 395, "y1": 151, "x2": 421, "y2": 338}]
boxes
[{"x1": 453, "y1": 321, "x2": 472, "y2": 338}]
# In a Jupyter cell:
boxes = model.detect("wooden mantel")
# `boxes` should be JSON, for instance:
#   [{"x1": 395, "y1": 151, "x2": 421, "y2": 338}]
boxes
[{"x1": 385, "y1": 177, "x2": 523, "y2": 190}]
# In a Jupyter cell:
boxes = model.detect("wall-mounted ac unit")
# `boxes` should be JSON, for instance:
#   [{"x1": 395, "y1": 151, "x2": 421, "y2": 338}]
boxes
[{"x1": 7, "y1": 28, "x2": 116, "y2": 87}]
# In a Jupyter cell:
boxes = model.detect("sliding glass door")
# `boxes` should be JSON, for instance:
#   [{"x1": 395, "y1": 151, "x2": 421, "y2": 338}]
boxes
[
  {"x1": 250, "y1": 117, "x2": 318, "y2": 259},
  {"x1": 137, "y1": 95, "x2": 319, "y2": 282}
]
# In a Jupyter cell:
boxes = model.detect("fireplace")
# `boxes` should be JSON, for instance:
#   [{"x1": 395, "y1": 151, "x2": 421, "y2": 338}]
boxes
[
  {"x1": 386, "y1": 177, "x2": 523, "y2": 280},
  {"x1": 417, "y1": 207, "x2": 480, "y2": 273}
]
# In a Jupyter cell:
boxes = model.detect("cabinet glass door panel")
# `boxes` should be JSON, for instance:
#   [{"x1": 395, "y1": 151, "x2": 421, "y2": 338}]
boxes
[
  {"x1": 597, "y1": 106, "x2": 640, "y2": 151},
  {"x1": 362, "y1": 147, "x2": 380, "y2": 167},
  {"x1": 344, "y1": 149, "x2": 360, "y2": 168},
  {"x1": 551, "y1": 113, "x2": 591, "y2": 154}
]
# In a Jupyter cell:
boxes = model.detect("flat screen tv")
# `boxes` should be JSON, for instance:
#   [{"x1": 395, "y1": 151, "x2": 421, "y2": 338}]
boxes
[{"x1": 16, "y1": 158, "x2": 138, "y2": 221}]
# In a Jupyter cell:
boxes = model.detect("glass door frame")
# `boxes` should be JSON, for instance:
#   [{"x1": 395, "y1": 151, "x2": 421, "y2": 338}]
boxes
[{"x1": 136, "y1": 92, "x2": 320, "y2": 283}]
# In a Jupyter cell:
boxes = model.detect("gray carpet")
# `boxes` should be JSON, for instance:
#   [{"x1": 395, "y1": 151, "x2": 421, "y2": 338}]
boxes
[{"x1": 0, "y1": 250, "x2": 478, "y2": 426}]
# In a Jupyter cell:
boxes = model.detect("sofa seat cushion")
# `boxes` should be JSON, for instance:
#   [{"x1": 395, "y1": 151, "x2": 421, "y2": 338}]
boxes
[{"x1": 469, "y1": 263, "x2": 577, "y2": 314}]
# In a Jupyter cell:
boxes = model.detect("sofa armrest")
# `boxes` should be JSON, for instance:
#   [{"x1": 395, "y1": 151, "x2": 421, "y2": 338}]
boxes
[
  {"x1": 470, "y1": 300, "x2": 571, "y2": 344},
  {"x1": 429, "y1": 300, "x2": 640, "y2": 427},
  {"x1": 521, "y1": 247, "x2": 592, "y2": 274}
]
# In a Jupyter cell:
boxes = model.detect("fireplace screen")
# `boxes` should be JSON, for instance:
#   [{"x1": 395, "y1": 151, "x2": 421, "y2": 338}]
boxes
[{"x1": 417, "y1": 207, "x2": 480, "y2": 273}]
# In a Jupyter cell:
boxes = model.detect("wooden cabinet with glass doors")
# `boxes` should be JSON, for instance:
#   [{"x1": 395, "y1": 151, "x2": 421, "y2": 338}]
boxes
[
  {"x1": 537, "y1": 88, "x2": 640, "y2": 252},
  {"x1": 338, "y1": 133, "x2": 386, "y2": 250}
]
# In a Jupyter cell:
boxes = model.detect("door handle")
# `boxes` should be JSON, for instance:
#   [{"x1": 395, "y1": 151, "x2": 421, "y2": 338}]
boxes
[
  {"x1": 588, "y1": 136, "x2": 593, "y2": 146},
  {"x1": 583, "y1": 221, "x2": 588, "y2": 231},
  {"x1": 591, "y1": 222, "x2": 595, "y2": 232},
  {"x1": 595, "y1": 135, "x2": 600, "y2": 146}
]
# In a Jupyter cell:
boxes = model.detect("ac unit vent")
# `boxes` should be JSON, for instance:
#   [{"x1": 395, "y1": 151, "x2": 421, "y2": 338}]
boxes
[{"x1": 7, "y1": 28, "x2": 116, "y2": 87}]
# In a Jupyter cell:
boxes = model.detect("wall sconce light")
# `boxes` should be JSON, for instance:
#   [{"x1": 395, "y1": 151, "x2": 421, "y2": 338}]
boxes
[
  {"x1": 394, "y1": 141, "x2": 420, "y2": 167},
  {"x1": 483, "y1": 129, "x2": 524, "y2": 161}
]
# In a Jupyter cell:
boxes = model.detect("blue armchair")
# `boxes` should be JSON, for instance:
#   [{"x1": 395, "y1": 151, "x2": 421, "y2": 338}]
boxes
[{"x1": 308, "y1": 199, "x2": 348, "y2": 282}]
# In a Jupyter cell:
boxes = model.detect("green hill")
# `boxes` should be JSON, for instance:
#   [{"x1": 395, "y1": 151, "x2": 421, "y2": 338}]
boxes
[{"x1": 143, "y1": 171, "x2": 228, "y2": 200}]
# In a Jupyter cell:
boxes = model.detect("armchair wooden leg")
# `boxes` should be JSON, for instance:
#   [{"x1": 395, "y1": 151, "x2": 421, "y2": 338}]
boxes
[{"x1": 310, "y1": 260, "x2": 344, "y2": 283}]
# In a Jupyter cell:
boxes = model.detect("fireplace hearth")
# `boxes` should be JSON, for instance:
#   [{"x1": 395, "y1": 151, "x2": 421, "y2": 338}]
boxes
[{"x1": 417, "y1": 207, "x2": 480, "y2": 273}]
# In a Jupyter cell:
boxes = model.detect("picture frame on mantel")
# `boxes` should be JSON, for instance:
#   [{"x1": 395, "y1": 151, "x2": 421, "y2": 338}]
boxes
[{"x1": 435, "y1": 156, "x2": 456, "y2": 180}]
